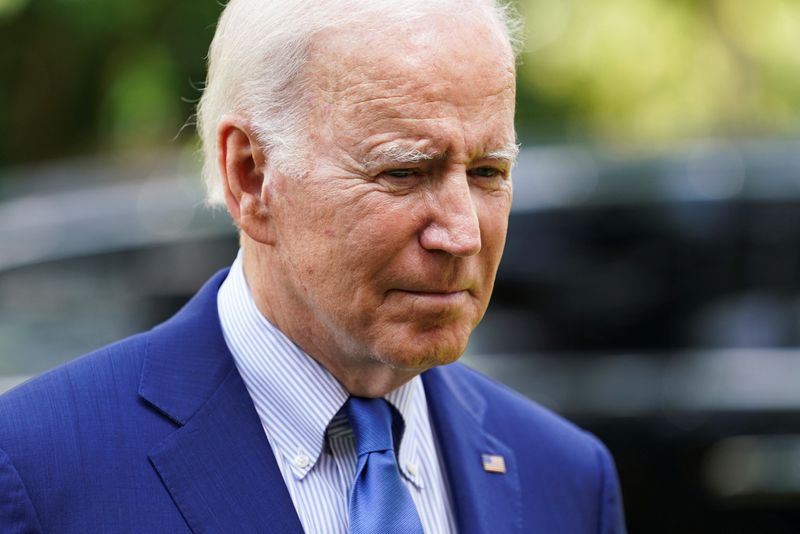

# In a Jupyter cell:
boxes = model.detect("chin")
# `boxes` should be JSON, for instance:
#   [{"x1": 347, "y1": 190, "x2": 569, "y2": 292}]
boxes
[{"x1": 372, "y1": 329, "x2": 470, "y2": 372}]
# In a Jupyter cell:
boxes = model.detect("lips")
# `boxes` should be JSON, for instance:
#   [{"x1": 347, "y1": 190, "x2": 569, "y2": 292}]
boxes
[
  {"x1": 398, "y1": 289, "x2": 467, "y2": 295},
  {"x1": 393, "y1": 281, "x2": 475, "y2": 294},
  {"x1": 388, "y1": 271, "x2": 478, "y2": 300},
  {"x1": 390, "y1": 288, "x2": 473, "y2": 305},
  {"x1": 394, "y1": 287, "x2": 472, "y2": 297}
]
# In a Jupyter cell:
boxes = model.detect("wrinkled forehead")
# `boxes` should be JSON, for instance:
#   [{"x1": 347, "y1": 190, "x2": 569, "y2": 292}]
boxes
[
  {"x1": 302, "y1": 14, "x2": 516, "y2": 151},
  {"x1": 306, "y1": 12, "x2": 515, "y2": 96}
]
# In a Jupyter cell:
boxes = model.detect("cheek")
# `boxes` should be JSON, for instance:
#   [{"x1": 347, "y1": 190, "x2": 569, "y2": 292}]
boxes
[
  {"x1": 281, "y1": 186, "x2": 351, "y2": 251},
  {"x1": 479, "y1": 198, "x2": 511, "y2": 250},
  {"x1": 342, "y1": 195, "x2": 422, "y2": 247}
]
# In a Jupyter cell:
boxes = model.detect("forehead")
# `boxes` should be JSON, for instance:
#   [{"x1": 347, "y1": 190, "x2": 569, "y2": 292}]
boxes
[{"x1": 305, "y1": 14, "x2": 516, "y2": 157}]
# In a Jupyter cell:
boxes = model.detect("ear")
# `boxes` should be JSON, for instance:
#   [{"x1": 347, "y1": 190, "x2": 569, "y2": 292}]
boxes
[{"x1": 217, "y1": 115, "x2": 275, "y2": 244}]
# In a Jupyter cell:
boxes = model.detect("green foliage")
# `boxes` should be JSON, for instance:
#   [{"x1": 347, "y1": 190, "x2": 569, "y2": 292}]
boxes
[
  {"x1": 515, "y1": 0, "x2": 800, "y2": 144},
  {"x1": 0, "y1": 0, "x2": 798, "y2": 167},
  {"x1": 0, "y1": 0, "x2": 28, "y2": 19},
  {"x1": 0, "y1": 0, "x2": 221, "y2": 165},
  {"x1": 100, "y1": 45, "x2": 181, "y2": 148}
]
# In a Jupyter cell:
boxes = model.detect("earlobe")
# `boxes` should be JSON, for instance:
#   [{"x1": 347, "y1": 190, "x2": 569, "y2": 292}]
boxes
[{"x1": 217, "y1": 116, "x2": 274, "y2": 244}]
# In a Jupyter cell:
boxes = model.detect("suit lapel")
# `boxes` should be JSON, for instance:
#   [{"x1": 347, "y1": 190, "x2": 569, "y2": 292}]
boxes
[
  {"x1": 139, "y1": 270, "x2": 304, "y2": 534},
  {"x1": 148, "y1": 367, "x2": 303, "y2": 533},
  {"x1": 423, "y1": 365, "x2": 523, "y2": 534}
]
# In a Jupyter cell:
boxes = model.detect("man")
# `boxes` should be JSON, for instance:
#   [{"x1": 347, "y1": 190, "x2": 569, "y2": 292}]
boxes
[{"x1": 0, "y1": 0, "x2": 625, "y2": 532}]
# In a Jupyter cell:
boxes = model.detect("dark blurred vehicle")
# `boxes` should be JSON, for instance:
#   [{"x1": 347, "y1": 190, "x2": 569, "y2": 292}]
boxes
[
  {"x1": 466, "y1": 139, "x2": 800, "y2": 533},
  {"x1": 0, "y1": 151, "x2": 238, "y2": 390},
  {"x1": 2, "y1": 141, "x2": 800, "y2": 533}
]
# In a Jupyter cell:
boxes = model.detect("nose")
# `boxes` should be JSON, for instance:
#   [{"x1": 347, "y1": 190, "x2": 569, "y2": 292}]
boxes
[{"x1": 419, "y1": 172, "x2": 482, "y2": 257}]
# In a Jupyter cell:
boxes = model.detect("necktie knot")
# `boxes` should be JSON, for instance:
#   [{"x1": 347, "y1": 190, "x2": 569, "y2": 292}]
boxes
[{"x1": 346, "y1": 397, "x2": 395, "y2": 456}]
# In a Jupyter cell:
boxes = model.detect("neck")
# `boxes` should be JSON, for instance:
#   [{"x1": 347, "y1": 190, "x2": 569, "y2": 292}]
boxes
[{"x1": 240, "y1": 241, "x2": 421, "y2": 398}]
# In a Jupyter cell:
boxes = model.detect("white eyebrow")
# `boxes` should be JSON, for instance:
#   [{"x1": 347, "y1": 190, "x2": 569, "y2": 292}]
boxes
[
  {"x1": 364, "y1": 141, "x2": 521, "y2": 168},
  {"x1": 484, "y1": 143, "x2": 521, "y2": 167},
  {"x1": 364, "y1": 144, "x2": 440, "y2": 168}
]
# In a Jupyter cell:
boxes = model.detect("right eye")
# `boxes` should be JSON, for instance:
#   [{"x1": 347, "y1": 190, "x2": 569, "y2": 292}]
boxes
[{"x1": 383, "y1": 169, "x2": 418, "y2": 179}]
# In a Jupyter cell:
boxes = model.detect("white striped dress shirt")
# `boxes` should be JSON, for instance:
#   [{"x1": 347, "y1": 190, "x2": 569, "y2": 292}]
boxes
[{"x1": 217, "y1": 253, "x2": 457, "y2": 533}]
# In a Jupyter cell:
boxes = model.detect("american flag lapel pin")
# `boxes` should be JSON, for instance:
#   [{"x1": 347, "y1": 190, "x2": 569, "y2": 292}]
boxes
[{"x1": 481, "y1": 453, "x2": 506, "y2": 474}]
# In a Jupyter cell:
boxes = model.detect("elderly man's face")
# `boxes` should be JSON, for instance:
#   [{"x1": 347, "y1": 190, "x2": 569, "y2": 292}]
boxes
[{"x1": 262, "y1": 16, "x2": 516, "y2": 378}]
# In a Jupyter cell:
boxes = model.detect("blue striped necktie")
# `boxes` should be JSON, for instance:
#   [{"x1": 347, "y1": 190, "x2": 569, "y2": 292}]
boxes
[{"x1": 346, "y1": 397, "x2": 425, "y2": 534}]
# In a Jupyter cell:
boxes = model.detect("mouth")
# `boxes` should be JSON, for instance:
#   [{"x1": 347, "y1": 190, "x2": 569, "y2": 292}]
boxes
[
  {"x1": 392, "y1": 288, "x2": 471, "y2": 303},
  {"x1": 401, "y1": 288, "x2": 466, "y2": 295}
]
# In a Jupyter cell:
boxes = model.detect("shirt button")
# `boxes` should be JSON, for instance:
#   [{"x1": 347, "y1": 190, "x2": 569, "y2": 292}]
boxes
[
  {"x1": 294, "y1": 454, "x2": 310, "y2": 469},
  {"x1": 406, "y1": 462, "x2": 418, "y2": 476}
]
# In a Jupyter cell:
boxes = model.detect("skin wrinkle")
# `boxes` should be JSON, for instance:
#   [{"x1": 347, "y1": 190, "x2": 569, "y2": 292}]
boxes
[
  {"x1": 198, "y1": 1, "x2": 521, "y2": 203},
  {"x1": 227, "y1": 13, "x2": 516, "y2": 396},
  {"x1": 363, "y1": 142, "x2": 520, "y2": 173}
]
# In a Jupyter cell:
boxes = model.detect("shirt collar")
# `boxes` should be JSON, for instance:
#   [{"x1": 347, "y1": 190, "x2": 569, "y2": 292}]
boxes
[
  {"x1": 386, "y1": 379, "x2": 425, "y2": 488},
  {"x1": 217, "y1": 251, "x2": 423, "y2": 486}
]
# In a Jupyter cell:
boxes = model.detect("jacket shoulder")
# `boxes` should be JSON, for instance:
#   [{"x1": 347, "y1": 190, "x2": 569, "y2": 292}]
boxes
[
  {"x1": 0, "y1": 332, "x2": 149, "y2": 420},
  {"x1": 441, "y1": 362, "x2": 591, "y2": 442},
  {"x1": 0, "y1": 332, "x2": 157, "y2": 473},
  {"x1": 436, "y1": 362, "x2": 626, "y2": 532}
]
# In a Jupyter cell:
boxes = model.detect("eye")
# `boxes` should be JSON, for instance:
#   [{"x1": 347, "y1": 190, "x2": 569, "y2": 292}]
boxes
[
  {"x1": 469, "y1": 166, "x2": 506, "y2": 179},
  {"x1": 376, "y1": 168, "x2": 424, "y2": 192},
  {"x1": 383, "y1": 169, "x2": 417, "y2": 179},
  {"x1": 472, "y1": 167, "x2": 499, "y2": 177}
]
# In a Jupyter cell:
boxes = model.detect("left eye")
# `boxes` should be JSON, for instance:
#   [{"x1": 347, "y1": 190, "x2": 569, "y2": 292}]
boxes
[{"x1": 470, "y1": 167, "x2": 503, "y2": 178}]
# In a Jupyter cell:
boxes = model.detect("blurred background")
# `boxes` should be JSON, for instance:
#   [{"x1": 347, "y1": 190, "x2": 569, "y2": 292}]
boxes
[{"x1": 2, "y1": 0, "x2": 800, "y2": 532}]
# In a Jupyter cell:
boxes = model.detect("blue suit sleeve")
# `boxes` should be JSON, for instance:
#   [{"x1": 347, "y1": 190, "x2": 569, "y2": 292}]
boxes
[
  {"x1": 0, "y1": 447, "x2": 43, "y2": 534},
  {"x1": 592, "y1": 438, "x2": 627, "y2": 534}
]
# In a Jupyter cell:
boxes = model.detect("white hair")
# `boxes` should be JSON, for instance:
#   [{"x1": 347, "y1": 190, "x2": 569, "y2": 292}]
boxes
[{"x1": 196, "y1": 0, "x2": 523, "y2": 206}]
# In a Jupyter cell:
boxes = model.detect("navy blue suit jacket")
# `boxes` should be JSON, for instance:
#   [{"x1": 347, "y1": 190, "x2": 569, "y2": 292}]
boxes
[{"x1": 0, "y1": 270, "x2": 625, "y2": 533}]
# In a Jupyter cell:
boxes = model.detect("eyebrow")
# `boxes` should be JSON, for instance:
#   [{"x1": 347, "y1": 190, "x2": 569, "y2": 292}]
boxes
[
  {"x1": 363, "y1": 141, "x2": 521, "y2": 169},
  {"x1": 485, "y1": 143, "x2": 521, "y2": 167},
  {"x1": 363, "y1": 145, "x2": 440, "y2": 169}
]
